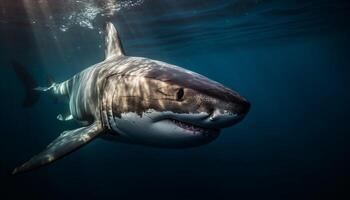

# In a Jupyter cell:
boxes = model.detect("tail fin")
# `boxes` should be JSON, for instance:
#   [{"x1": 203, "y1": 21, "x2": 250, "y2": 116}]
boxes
[{"x1": 11, "y1": 61, "x2": 40, "y2": 107}]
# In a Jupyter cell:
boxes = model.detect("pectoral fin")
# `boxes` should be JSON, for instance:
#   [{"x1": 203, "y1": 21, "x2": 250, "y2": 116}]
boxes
[{"x1": 12, "y1": 121, "x2": 103, "y2": 175}]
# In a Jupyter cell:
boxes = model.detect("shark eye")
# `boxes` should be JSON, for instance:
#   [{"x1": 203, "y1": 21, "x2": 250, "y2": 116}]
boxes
[{"x1": 176, "y1": 88, "x2": 184, "y2": 101}]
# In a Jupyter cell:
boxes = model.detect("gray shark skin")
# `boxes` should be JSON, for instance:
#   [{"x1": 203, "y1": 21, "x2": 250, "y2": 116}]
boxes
[{"x1": 12, "y1": 22, "x2": 250, "y2": 174}]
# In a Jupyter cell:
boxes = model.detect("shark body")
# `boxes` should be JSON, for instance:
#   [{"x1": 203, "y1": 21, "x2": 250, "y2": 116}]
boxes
[{"x1": 12, "y1": 23, "x2": 250, "y2": 174}]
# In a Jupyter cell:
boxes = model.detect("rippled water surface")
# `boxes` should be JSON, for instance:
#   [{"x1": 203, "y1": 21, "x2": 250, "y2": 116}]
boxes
[{"x1": 0, "y1": 0, "x2": 349, "y2": 199}]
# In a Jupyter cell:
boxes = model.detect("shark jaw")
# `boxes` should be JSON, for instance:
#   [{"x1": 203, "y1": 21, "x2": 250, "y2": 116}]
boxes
[
  {"x1": 105, "y1": 110, "x2": 223, "y2": 148},
  {"x1": 166, "y1": 118, "x2": 220, "y2": 137}
]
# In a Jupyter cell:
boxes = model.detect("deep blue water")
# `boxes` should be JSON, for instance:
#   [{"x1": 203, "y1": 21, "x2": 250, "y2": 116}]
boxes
[{"x1": 0, "y1": 0, "x2": 349, "y2": 199}]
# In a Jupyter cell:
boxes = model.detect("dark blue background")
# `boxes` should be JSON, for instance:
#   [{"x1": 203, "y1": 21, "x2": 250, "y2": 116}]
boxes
[{"x1": 0, "y1": 0, "x2": 348, "y2": 199}]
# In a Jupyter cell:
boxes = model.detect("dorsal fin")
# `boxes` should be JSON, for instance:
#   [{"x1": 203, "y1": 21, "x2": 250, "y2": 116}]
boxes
[{"x1": 105, "y1": 22, "x2": 125, "y2": 60}]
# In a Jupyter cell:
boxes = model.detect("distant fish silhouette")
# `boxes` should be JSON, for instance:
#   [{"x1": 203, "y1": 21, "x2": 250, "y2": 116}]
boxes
[{"x1": 11, "y1": 60, "x2": 40, "y2": 107}]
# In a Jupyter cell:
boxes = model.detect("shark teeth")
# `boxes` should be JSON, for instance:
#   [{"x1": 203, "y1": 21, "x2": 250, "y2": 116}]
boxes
[{"x1": 170, "y1": 119, "x2": 218, "y2": 136}]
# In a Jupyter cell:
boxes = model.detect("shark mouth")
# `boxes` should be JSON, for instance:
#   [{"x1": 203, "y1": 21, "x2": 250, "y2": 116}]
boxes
[{"x1": 168, "y1": 119, "x2": 220, "y2": 136}]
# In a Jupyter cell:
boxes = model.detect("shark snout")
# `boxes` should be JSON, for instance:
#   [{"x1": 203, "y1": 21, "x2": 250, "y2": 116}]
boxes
[
  {"x1": 235, "y1": 98, "x2": 251, "y2": 116},
  {"x1": 208, "y1": 98, "x2": 250, "y2": 128}
]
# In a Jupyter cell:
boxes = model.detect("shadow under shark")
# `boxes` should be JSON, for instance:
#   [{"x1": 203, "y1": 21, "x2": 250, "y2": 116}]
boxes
[{"x1": 12, "y1": 22, "x2": 250, "y2": 174}]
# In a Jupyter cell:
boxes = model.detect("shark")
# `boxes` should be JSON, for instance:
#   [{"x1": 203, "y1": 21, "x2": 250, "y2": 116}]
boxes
[{"x1": 12, "y1": 22, "x2": 250, "y2": 174}]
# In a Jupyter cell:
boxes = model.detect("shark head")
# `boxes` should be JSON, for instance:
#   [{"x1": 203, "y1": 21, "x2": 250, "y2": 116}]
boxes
[
  {"x1": 102, "y1": 58, "x2": 250, "y2": 148},
  {"x1": 100, "y1": 22, "x2": 250, "y2": 148}
]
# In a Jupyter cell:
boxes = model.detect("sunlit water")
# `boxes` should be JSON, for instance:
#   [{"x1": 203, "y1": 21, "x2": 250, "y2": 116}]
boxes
[{"x1": 0, "y1": 0, "x2": 349, "y2": 199}]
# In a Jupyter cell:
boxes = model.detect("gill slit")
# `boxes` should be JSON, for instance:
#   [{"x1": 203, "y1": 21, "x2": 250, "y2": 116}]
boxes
[
  {"x1": 111, "y1": 86, "x2": 117, "y2": 130},
  {"x1": 100, "y1": 76, "x2": 110, "y2": 129}
]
